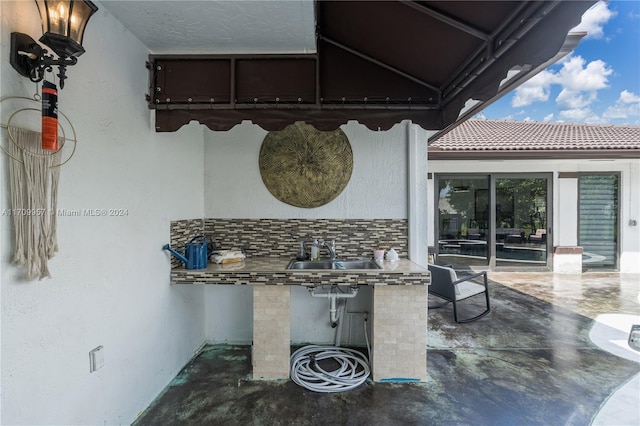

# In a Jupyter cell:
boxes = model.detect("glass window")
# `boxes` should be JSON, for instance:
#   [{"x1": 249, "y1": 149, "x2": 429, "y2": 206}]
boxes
[
  {"x1": 579, "y1": 174, "x2": 619, "y2": 270},
  {"x1": 437, "y1": 177, "x2": 489, "y2": 267},
  {"x1": 495, "y1": 178, "x2": 548, "y2": 267},
  {"x1": 436, "y1": 174, "x2": 550, "y2": 270}
]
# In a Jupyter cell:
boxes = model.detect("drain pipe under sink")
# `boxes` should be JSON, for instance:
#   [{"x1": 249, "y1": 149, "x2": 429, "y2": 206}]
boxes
[
  {"x1": 334, "y1": 302, "x2": 346, "y2": 346},
  {"x1": 309, "y1": 286, "x2": 359, "y2": 328}
]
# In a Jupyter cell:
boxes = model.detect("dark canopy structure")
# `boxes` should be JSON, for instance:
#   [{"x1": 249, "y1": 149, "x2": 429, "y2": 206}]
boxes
[{"x1": 148, "y1": 0, "x2": 596, "y2": 132}]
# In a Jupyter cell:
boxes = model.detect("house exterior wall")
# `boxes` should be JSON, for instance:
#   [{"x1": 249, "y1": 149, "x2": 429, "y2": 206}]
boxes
[
  {"x1": 427, "y1": 157, "x2": 640, "y2": 273},
  {"x1": 556, "y1": 176, "x2": 579, "y2": 246},
  {"x1": 203, "y1": 122, "x2": 412, "y2": 219},
  {"x1": 1, "y1": 3, "x2": 206, "y2": 424}
]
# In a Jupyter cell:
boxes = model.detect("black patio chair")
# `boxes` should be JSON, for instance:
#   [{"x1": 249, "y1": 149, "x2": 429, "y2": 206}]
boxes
[{"x1": 428, "y1": 264, "x2": 491, "y2": 323}]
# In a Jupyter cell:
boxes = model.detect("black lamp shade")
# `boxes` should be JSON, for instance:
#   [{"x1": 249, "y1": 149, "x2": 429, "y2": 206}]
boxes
[{"x1": 35, "y1": 0, "x2": 98, "y2": 58}]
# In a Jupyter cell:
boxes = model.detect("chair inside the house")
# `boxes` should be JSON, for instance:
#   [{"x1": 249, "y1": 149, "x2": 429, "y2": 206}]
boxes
[
  {"x1": 428, "y1": 264, "x2": 491, "y2": 323},
  {"x1": 529, "y1": 228, "x2": 547, "y2": 243},
  {"x1": 466, "y1": 228, "x2": 481, "y2": 240}
]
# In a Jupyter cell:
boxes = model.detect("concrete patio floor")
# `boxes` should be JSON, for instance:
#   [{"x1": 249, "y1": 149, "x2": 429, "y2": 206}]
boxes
[{"x1": 133, "y1": 272, "x2": 640, "y2": 425}]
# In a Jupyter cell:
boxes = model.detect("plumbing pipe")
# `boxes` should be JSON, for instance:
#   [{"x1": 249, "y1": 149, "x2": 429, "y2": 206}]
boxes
[
  {"x1": 329, "y1": 294, "x2": 338, "y2": 327},
  {"x1": 334, "y1": 302, "x2": 346, "y2": 346},
  {"x1": 309, "y1": 286, "x2": 358, "y2": 327}
]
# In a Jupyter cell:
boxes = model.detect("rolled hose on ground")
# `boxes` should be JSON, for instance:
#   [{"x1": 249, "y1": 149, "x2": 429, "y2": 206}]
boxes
[{"x1": 290, "y1": 345, "x2": 370, "y2": 393}]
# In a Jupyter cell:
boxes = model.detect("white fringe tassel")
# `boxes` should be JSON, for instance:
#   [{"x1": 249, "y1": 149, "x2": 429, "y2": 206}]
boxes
[{"x1": 7, "y1": 128, "x2": 62, "y2": 280}]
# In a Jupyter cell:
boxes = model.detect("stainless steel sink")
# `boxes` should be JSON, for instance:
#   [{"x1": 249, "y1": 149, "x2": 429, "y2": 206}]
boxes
[{"x1": 287, "y1": 259, "x2": 382, "y2": 270}]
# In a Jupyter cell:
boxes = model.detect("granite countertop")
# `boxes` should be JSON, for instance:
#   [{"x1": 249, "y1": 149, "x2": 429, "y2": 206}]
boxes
[{"x1": 170, "y1": 257, "x2": 430, "y2": 286}]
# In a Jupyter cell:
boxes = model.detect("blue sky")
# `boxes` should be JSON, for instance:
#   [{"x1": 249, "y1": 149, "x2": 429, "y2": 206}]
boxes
[{"x1": 478, "y1": 0, "x2": 640, "y2": 125}]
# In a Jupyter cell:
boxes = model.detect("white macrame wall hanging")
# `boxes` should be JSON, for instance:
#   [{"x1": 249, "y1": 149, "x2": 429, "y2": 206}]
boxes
[{"x1": 1, "y1": 94, "x2": 77, "y2": 280}]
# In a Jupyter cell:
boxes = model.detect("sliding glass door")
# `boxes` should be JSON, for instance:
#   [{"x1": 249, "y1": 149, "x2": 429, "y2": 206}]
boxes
[
  {"x1": 436, "y1": 174, "x2": 550, "y2": 270},
  {"x1": 495, "y1": 177, "x2": 548, "y2": 267},
  {"x1": 437, "y1": 176, "x2": 489, "y2": 267}
]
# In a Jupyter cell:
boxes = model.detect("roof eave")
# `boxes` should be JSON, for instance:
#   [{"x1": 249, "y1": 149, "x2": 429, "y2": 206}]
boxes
[
  {"x1": 427, "y1": 149, "x2": 640, "y2": 160},
  {"x1": 428, "y1": 32, "x2": 588, "y2": 144}
]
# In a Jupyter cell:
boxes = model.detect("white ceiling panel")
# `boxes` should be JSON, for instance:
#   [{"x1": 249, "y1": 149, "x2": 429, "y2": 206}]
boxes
[{"x1": 99, "y1": 0, "x2": 317, "y2": 54}]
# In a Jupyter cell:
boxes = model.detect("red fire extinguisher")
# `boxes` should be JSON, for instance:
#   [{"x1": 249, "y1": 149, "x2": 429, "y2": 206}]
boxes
[{"x1": 41, "y1": 80, "x2": 58, "y2": 151}]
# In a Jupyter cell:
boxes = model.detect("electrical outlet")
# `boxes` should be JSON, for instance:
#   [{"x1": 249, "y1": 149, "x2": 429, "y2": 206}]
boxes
[{"x1": 89, "y1": 346, "x2": 104, "y2": 372}]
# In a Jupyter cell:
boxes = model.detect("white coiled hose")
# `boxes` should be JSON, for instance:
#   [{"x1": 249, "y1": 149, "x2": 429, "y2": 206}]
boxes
[{"x1": 290, "y1": 345, "x2": 370, "y2": 393}]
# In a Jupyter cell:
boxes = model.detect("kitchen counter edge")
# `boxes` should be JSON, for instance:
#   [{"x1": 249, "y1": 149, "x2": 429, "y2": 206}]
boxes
[{"x1": 170, "y1": 257, "x2": 431, "y2": 286}]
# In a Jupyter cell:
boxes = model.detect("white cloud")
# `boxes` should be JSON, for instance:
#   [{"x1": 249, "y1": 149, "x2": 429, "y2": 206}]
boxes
[
  {"x1": 543, "y1": 113, "x2": 554, "y2": 122},
  {"x1": 511, "y1": 55, "x2": 613, "y2": 118},
  {"x1": 556, "y1": 57, "x2": 612, "y2": 92},
  {"x1": 603, "y1": 106, "x2": 630, "y2": 120},
  {"x1": 559, "y1": 108, "x2": 590, "y2": 121},
  {"x1": 603, "y1": 90, "x2": 640, "y2": 120},
  {"x1": 619, "y1": 90, "x2": 640, "y2": 104},
  {"x1": 571, "y1": 1, "x2": 616, "y2": 39},
  {"x1": 511, "y1": 70, "x2": 555, "y2": 107},
  {"x1": 559, "y1": 108, "x2": 604, "y2": 123},
  {"x1": 556, "y1": 91, "x2": 598, "y2": 109}
]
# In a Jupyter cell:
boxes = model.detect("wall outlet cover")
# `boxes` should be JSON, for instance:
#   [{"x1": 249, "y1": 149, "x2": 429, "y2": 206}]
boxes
[{"x1": 89, "y1": 346, "x2": 104, "y2": 372}]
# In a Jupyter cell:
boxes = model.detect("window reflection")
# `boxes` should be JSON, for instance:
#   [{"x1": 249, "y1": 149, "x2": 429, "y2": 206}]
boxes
[
  {"x1": 495, "y1": 178, "x2": 547, "y2": 267},
  {"x1": 438, "y1": 177, "x2": 489, "y2": 267},
  {"x1": 437, "y1": 176, "x2": 549, "y2": 269}
]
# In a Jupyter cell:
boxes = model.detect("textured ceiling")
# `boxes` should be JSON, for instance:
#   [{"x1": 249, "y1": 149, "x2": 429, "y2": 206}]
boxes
[{"x1": 99, "y1": 0, "x2": 316, "y2": 54}]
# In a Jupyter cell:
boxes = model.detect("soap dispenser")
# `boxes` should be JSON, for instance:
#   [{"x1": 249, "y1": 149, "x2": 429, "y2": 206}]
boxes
[{"x1": 310, "y1": 239, "x2": 320, "y2": 261}]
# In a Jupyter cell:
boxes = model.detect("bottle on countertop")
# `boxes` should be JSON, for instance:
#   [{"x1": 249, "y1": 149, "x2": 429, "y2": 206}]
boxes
[
  {"x1": 310, "y1": 239, "x2": 320, "y2": 261},
  {"x1": 297, "y1": 240, "x2": 307, "y2": 261}
]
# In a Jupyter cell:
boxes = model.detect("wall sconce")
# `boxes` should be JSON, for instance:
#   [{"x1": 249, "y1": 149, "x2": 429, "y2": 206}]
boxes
[{"x1": 10, "y1": 0, "x2": 98, "y2": 89}]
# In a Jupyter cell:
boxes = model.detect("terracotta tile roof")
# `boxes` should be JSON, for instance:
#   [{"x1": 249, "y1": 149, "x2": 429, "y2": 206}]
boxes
[{"x1": 430, "y1": 119, "x2": 640, "y2": 151}]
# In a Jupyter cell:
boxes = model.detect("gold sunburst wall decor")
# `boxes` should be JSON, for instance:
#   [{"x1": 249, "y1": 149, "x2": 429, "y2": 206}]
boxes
[{"x1": 259, "y1": 122, "x2": 353, "y2": 208}]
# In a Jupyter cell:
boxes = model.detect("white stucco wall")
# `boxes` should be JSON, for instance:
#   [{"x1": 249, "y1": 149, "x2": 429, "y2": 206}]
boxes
[
  {"x1": 203, "y1": 121, "x2": 410, "y2": 219},
  {"x1": 556, "y1": 177, "x2": 579, "y2": 247},
  {"x1": 427, "y1": 158, "x2": 640, "y2": 273},
  {"x1": 620, "y1": 160, "x2": 640, "y2": 272},
  {"x1": 202, "y1": 121, "x2": 431, "y2": 344},
  {"x1": 1, "y1": 3, "x2": 206, "y2": 424}
]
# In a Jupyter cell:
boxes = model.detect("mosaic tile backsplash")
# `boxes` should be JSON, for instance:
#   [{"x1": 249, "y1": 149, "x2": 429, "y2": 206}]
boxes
[{"x1": 169, "y1": 219, "x2": 408, "y2": 267}]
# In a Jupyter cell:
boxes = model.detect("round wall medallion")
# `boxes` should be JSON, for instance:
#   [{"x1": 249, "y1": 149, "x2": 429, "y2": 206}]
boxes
[{"x1": 259, "y1": 122, "x2": 353, "y2": 208}]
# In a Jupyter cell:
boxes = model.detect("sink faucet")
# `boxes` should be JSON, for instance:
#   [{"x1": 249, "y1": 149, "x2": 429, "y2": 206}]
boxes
[{"x1": 320, "y1": 240, "x2": 337, "y2": 260}]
